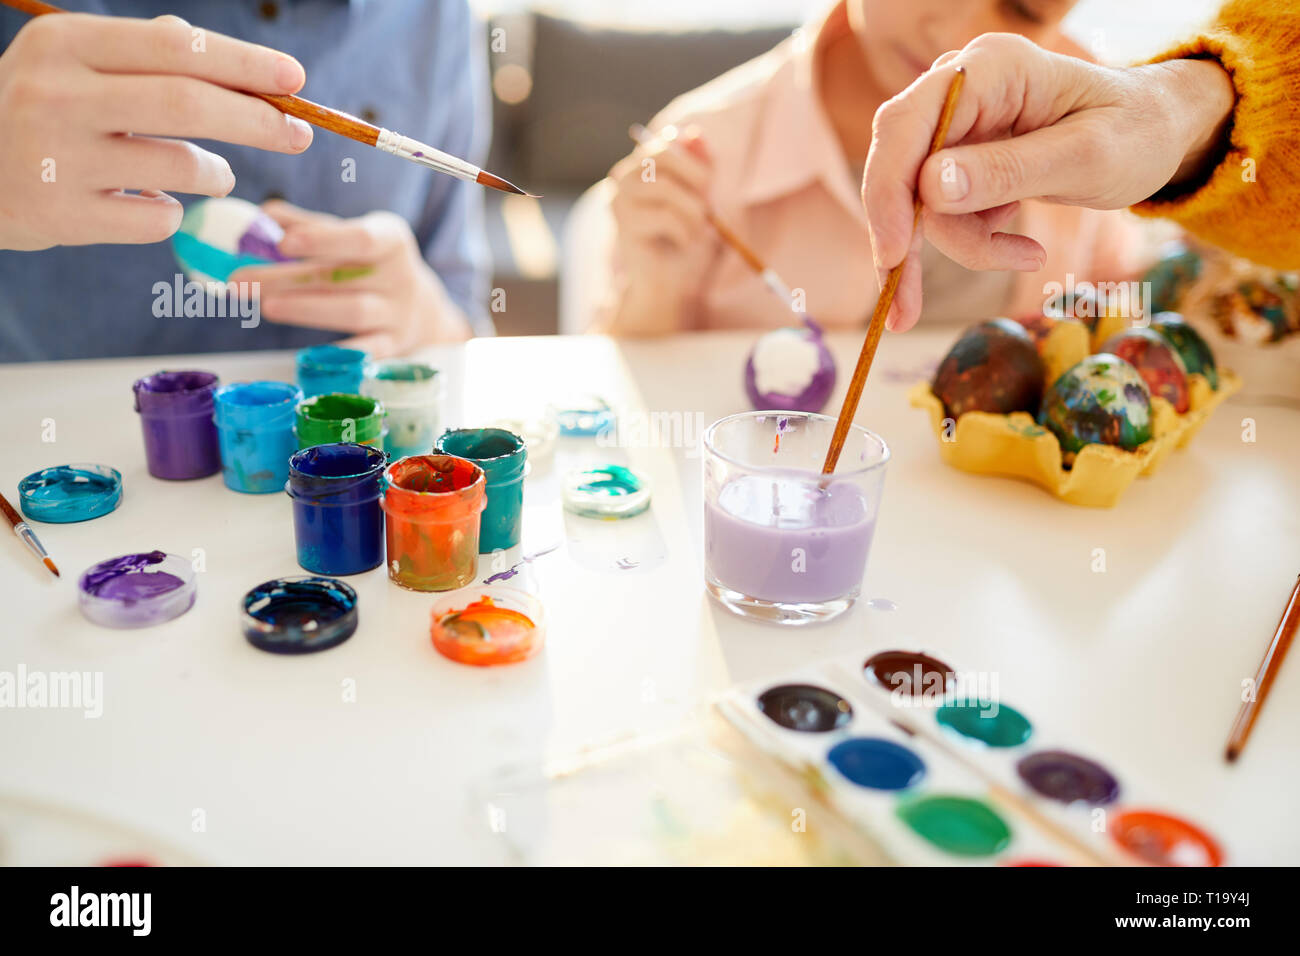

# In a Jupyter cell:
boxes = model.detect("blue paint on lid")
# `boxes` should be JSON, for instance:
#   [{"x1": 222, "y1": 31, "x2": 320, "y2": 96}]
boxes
[
  {"x1": 828, "y1": 737, "x2": 926, "y2": 791},
  {"x1": 17, "y1": 464, "x2": 123, "y2": 524}
]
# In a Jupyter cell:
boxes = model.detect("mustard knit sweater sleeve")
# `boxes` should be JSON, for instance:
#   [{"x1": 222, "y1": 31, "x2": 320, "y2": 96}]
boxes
[{"x1": 1131, "y1": 0, "x2": 1300, "y2": 268}]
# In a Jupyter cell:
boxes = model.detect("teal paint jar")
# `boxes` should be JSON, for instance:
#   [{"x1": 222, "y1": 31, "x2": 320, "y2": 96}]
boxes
[
  {"x1": 433, "y1": 428, "x2": 526, "y2": 553},
  {"x1": 213, "y1": 381, "x2": 302, "y2": 494},
  {"x1": 296, "y1": 345, "x2": 368, "y2": 398}
]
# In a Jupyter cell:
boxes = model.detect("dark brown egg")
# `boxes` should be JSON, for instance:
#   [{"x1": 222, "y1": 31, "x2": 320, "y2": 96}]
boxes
[{"x1": 931, "y1": 318, "x2": 1046, "y2": 418}]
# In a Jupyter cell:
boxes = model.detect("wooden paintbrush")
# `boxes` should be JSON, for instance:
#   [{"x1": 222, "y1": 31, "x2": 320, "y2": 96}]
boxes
[
  {"x1": 821, "y1": 66, "x2": 965, "y2": 474},
  {"x1": 628, "y1": 123, "x2": 801, "y2": 315},
  {"x1": 1225, "y1": 573, "x2": 1299, "y2": 762},
  {"x1": 4, "y1": 0, "x2": 535, "y2": 196},
  {"x1": 0, "y1": 490, "x2": 60, "y2": 578}
]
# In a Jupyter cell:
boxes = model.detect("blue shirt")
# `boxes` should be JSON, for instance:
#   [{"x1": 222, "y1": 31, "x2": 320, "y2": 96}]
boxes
[{"x1": 0, "y1": 0, "x2": 492, "y2": 361}]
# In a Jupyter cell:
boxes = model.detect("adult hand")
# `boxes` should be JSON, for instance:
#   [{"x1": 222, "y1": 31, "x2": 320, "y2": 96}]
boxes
[
  {"x1": 0, "y1": 12, "x2": 312, "y2": 251},
  {"x1": 863, "y1": 33, "x2": 1234, "y2": 331},
  {"x1": 230, "y1": 200, "x2": 471, "y2": 355}
]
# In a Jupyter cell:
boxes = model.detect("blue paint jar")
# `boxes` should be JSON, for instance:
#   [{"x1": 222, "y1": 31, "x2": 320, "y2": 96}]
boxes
[
  {"x1": 213, "y1": 381, "x2": 301, "y2": 494},
  {"x1": 433, "y1": 428, "x2": 527, "y2": 552},
  {"x1": 286, "y1": 443, "x2": 387, "y2": 575},
  {"x1": 296, "y1": 345, "x2": 368, "y2": 398}
]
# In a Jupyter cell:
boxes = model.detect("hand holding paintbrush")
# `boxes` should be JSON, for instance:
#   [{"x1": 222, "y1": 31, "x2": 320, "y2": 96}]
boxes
[{"x1": 0, "y1": 0, "x2": 529, "y2": 251}]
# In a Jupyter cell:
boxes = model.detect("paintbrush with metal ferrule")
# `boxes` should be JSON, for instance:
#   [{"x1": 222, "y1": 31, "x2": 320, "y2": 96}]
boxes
[
  {"x1": 628, "y1": 123, "x2": 801, "y2": 314},
  {"x1": 4, "y1": 0, "x2": 537, "y2": 197},
  {"x1": 0, "y1": 490, "x2": 60, "y2": 578}
]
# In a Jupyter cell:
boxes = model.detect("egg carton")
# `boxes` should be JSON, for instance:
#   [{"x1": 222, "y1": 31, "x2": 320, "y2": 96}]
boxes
[{"x1": 908, "y1": 321, "x2": 1242, "y2": 508}]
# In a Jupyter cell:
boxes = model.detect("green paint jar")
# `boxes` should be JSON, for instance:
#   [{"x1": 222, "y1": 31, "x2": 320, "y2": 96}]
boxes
[{"x1": 295, "y1": 393, "x2": 386, "y2": 450}]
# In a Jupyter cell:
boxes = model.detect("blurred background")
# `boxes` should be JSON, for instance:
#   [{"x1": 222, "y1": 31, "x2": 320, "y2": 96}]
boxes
[{"x1": 470, "y1": 0, "x2": 1222, "y2": 335}]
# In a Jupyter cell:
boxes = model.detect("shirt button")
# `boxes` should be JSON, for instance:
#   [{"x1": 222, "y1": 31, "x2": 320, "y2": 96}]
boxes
[
  {"x1": 361, "y1": 107, "x2": 380, "y2": 124},
  {"x1": 263, "y1": 190, "x2": 285, "y2": 203},
  {"x1": 259, "y1": 2, "x2": 279, "y2": 21}
]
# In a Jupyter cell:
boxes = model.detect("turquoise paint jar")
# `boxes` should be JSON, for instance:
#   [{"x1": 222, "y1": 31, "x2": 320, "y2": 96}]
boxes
[
  {"x1": 296, "y1": 345, "x2": 368, "y2": 398},
  {"x1": 213, "y1": 381, "x2": 302, "y2": 494},
  {"x1": 433, "y1": 428, "x2": 526, "y2": 553}
]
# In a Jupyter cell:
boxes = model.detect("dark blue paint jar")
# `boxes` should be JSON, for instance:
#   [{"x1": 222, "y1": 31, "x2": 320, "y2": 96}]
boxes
[
  {"x1": 433, "y1": 428, "x2": 527, "y2": 552},
  {"x1": 213, "y1": 381, "x2": 302, "y2": 494},
  {"x1": 286, "y1": 442, "x2": 387, "y2": 575}
]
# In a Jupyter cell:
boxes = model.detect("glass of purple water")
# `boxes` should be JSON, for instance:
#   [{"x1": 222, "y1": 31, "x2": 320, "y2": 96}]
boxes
[{"x1": 703, "y1": 411, "x2": 889, "y2": 626}]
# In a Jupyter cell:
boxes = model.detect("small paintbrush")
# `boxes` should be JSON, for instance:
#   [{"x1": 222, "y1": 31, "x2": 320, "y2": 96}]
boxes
[
  {"x1": 821, "y1": 66, "x2": 965, "y2": 474},
  {"x1": 4, "y1": 0, "x2": 536, "y2": 197},
  {"x1": 628, "y1": 123, "x2": 801, "y2": 316},
  {"x1": 1224, "y1": 573, "x2": 1299, "y2": 762},
  {"x1": 0, "y1": 490, "x2": 60, "y2": 578}
]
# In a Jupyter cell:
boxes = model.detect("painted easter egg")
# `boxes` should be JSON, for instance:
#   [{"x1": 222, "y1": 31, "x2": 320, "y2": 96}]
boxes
[
  {"x1": 1143, "y1": 240, "x2": 1202, "y2": 313},
  {"x1": 1044, "y1": 286, "x2": 1104, "y2": 332},
  {"x1": 1038, "y1": 354, "x2": 1152, "y2": 460},
  {"x1": 744, "y1": 317, "x2": 837, "y2": 413},
  {"x1": 931, "y1": 318, "x2": 1045, "y2": 418},
  {"x1": 1151, "y1": 312, "x2": 1219, "y2": 390},
  {"x1": 172, "y1": 197, "x2": 289, "y2": 285},
  {"x1": 1213, "y1": 278, "x2": 1295, "y2": 344},
  {"x1": 1100, "y1": 327, "x2": 1190, "y2": 413}
]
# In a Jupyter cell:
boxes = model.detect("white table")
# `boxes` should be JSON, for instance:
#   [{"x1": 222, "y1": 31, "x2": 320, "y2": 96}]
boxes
[{"x1": 1, "y1": 330, "x2": 1296, "y2": 865}]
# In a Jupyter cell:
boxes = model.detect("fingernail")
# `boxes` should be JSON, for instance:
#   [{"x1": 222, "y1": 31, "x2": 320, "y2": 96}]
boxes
[
  {"x1": 275, "y1": 57, "x2": 305, "y2": 91},
  {"x1": 288, "y1": 118, "x2": 313, "y2": 150},
  {"x1": 938, "y1": 159, "x2": 969, "y2": 203}
]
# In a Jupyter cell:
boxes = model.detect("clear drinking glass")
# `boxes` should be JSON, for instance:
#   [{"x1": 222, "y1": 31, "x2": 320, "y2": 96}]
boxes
[{"x1": 703, "y1": 411, "x2": 890, "y2": 626}]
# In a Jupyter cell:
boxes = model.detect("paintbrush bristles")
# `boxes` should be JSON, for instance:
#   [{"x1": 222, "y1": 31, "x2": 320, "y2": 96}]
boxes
[
  {"x1": 44, "y1": 556, "x2": 60, "y2": 578},
  {"x1": 821, "y1": 66, "x2": 966, "y2": 475}
]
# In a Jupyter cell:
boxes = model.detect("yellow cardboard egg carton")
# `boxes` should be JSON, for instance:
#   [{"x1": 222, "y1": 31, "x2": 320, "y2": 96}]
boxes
[{"x1": 908, "y1": 320, "x2": 1241, "y2": 507}]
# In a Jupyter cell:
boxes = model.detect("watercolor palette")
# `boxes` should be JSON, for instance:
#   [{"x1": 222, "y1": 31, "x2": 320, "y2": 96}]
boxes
[{"x1": 716, "y1": 649, "x2": 1225, "y2": 867}]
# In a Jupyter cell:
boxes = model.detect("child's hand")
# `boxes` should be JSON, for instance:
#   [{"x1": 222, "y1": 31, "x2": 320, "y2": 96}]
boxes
[
  {"x1": 862, "y1": 33, "x2": 1234, "y2": 332},
  {"x1": 609, "y1": 125, "x2": 713, "y2": 267},
  {"x1": 0, "y1": 12, "x2": 311, "y2": 251},
  {"x1": 230, "y1": 200, "x2": 471, "y2": 355}
]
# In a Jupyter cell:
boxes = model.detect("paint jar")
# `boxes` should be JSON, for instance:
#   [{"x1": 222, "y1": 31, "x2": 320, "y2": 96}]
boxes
[
  {"x1": 295, "y1": 393, "x2": 386, "y2": 450},
  {"x1": 433, "y1": 428, "x2": 526, "y2": 552},
  {"x1": 213, "y1": 381, "x2": 302, "y2": 494},
  {"x1": 362, "y1": 360, "x2": 442, "y2": 460},
  {"x1": 18, "y1": 464, "x2": 123, "y2": 523},
  {"x1": 296, "y1": 344, "x2": 368, "y2": 398},
  {"x1": 78, "y1": 550, "x2": 197, "y2": 628},
  {"x1": 286, "y1": 443, "x2": 387, "y2": 575},
  {"x1": 132, "y1": 370, "x2": 221, "y2": 480},
  {"x1": 703, "y1": 411, "x2": 889, "y2": 626},
  {"x1": 381, "y1": 455, "x2": 486, "y2": 591}
]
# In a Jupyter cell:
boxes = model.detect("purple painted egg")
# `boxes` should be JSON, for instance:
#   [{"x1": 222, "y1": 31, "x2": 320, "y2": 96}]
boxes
[
  {"x1": 745, "y1": 318, "x2": 837, "y2": 413},
  {"x1": 931, "y1": 318, "x2": 1046, "y2": 418},
  {"x1": 1100, "y1": 327, "x2": 1190, "y2": 413}
]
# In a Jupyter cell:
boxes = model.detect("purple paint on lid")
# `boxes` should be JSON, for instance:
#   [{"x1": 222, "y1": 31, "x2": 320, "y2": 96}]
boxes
[{"x1": 78, "y1": 552, "x2": 197, "y2": 629}]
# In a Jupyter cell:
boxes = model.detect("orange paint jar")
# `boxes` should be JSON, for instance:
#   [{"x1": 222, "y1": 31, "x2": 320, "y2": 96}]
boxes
[{"x1": 381, "y1": 455, "x2": 486, "y2": 591}]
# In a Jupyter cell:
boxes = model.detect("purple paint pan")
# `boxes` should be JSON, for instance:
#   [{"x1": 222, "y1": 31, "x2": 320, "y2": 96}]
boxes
[
  {"x1": 132, "y1": 370, "x2": 221, "y2": 480},
  {"x1": 78, "y1": 551, "x2": 197, "y2": 628}
]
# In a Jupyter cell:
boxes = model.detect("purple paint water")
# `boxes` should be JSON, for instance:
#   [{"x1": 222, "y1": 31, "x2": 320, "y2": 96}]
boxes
[{"x1": 704, "y1": 475, "x2": 874, "y2": 604}]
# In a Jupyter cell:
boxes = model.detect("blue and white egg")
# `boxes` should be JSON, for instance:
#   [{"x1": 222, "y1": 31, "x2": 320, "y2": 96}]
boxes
[{"x1": 172, "y1": 197, "x2": 290, "y2": 285}]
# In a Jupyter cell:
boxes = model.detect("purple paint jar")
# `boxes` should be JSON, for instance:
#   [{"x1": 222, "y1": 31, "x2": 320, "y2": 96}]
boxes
[
  {"x1": 132, "y1": 370, "x2": 221, "y2": 480},
  {"x1": 78, "y1": 551, "x2": 198, "y2": 628}
]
